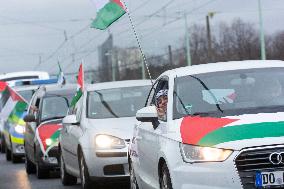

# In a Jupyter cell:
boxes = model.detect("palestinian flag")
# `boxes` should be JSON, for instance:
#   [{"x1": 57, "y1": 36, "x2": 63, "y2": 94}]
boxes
[
  {"x1": 91, "y1": 0, "x2": 126, "y2": 30},
  {"x1": 0, "y1": 82, "x2": 27, "y2": 121},
  {"x1": 70, "y1": 64, "x2": 84, "y2": 107},
  {"x1": 36, "y1": 123, "x2": 62, "y2": 157}
]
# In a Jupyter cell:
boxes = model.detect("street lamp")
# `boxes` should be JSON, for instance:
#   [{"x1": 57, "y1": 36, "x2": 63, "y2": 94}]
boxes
[
  {"x1": 105, "y1": 51, "x2": 116, "y2": 81},
  {"x1": 258, "y1": 0, "x2": 266, "y2": 60}
]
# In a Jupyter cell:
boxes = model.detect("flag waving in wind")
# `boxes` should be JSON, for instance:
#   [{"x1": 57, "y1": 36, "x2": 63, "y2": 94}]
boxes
[
  {"x1": 91, "y1": 0, "x2": 126, "y2": 30},
  {"x1": 0, "y1": 81, "x2": 27, "y2": 122},
  {"x1": 70, "y1": 64, "x2": 84, "y2": 107}
]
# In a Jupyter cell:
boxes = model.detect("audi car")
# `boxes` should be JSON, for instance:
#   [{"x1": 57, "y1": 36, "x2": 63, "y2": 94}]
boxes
[{"x1": 129, "y1": 60, "x2": 284, "y2": 189}]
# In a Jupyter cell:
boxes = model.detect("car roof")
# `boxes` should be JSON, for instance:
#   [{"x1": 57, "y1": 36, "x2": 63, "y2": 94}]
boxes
[
  {"x1": 38, "y1": 84, "x2": 77, "y2": 97},
  {"x1": 85, "y1": 80, "x2": 152, "y2": 91},
  {"x1": 164, "y1": 60, "x2": 284, "y2": 78}
]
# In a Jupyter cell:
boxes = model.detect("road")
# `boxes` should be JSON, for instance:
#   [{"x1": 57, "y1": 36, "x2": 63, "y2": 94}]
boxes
[{"x1": 0, "y1": 153, "x2": 128, "y2": 189}]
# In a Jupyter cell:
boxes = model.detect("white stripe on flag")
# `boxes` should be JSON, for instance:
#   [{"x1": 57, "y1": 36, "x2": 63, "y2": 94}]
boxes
[
  {"x1": 0, "y1": 97, "x2": 17, "y2": 121},
  {"x1": 91, "y1": 0, "x2": 109, "y2": 11}
]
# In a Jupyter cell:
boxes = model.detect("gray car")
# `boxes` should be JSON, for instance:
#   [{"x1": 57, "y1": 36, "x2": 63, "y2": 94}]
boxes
[{"x1": 59, "y1": 80, "x2": 151, "y2": 189}]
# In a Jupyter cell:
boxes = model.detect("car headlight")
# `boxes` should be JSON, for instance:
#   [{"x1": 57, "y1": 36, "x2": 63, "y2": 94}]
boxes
[
  {"x1": 15, "y1": 125, "x2": 25, "y2": 134},
  {"x1": 45, "y1": 138, "x2": 52, "y2": 146},
  {"x1": 95, "y1": 134, "x2": 126, "y2": 150},
  {"x1": 180, "y1": 143, "x2": 233, "y2": 163}
]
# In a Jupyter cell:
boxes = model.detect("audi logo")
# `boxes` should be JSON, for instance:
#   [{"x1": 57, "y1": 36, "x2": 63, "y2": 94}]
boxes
[{"x1": 269, "y1": 152, "x2": 284, "y2": 165}]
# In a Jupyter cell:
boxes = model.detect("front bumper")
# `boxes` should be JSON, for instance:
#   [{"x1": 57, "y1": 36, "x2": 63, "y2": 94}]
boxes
[
  {"x1": 37, "y1": 146, "x2": 59, "y2": 170},
  {"x1": 171, "y1": 151, "x2": 242, "y2": 189},
  {"x1": 83, "y1": 147, "x2": 129, "y2": 181}
]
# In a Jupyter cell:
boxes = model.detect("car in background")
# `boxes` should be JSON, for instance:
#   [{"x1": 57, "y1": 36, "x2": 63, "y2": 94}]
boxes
[
  {"x1": 24, "y1": 84, "x2": 76, "y2": 179},
  {"x1": 0, "y1": 71, "x2": 49, "y2": 154},
  {"x1": 2, "y1": 78, "x2": 59, "y2": 163},
  {"x1": 129, "y1": 60, "x2": 284, "y2": 189},
  {"x1": 59, "y1": 80, "x2": 151, "y2": 188}
]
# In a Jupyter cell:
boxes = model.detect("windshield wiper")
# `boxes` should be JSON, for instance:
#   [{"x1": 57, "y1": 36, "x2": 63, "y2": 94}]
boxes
[
  {"x1": 189, "y1": 75, "x2": 224, "y2": 114},
  {"x1": 94, "y1": 91, "x2": 119, "y2": 118}
]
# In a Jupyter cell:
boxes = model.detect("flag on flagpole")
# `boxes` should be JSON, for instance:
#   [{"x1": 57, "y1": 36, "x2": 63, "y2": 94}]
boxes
[
  {"x1": 70, "y1": 64, "x2": 84, "y2": 107},
  {"x1": 57, "y1": 61, "x2": 65, "y2": 85},
  {"x1": 91, "y1": 0, "x2": 126, "y2": 30}
]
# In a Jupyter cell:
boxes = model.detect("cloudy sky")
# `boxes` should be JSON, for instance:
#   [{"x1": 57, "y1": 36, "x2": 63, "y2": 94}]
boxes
[{"x1": 0, "y1": 0, "x2": 284, "y2": 75}]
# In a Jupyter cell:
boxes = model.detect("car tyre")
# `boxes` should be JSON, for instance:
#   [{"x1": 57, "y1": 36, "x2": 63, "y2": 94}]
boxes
[
  {"x1": 79, "y1": 151, "x2": 94, "y2": 189},
  {"x1": 36, "y1": 162, "x2": 49, "y2": 179},
  {"x1": 5, "y1": 146, "x2": 11, "y2": 161},
  {"x1": 12, "y1": 153, "x2": 22, "y2": 163},
  {"x1": 60, "y1": 153, "x2": 77, "y2": 185},
  {"x1": 159, "y1": 163, "x2": 173, "y2": 189},
  {"x1": 25, "y1": 155, "x2": 36, "y2": 174},
  {"x1": 0, "y1": 135, "x2": 5, "y2": 153},
  {"x1": 130, "y1": 160, "x2": 139, "y2": 189}
]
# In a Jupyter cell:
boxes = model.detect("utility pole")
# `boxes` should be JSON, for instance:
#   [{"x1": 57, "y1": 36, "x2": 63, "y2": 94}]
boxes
[
  {"x1": 111, "y1": 50, "x2": 116, "y2": 81},
  {"x1": 184, "y1": 13, "x2": 192, "y2": 66},
  {"x1": 168, "y1": 45, "x2": 173, "y2": 65},
  {"x1": 141, "y1": 61, "x2": 145, "y2": 79},
  {"x1": 206, "y1": 12, "x2": 215, "y2": 62},
  {"x1": 258, "y1": 0, "x2": 266, "y2": 60}
]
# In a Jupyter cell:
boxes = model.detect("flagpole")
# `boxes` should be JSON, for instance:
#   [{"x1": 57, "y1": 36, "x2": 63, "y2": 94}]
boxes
[{"x1": 120, "y1": 0, "x2": 153, "y2": 85}]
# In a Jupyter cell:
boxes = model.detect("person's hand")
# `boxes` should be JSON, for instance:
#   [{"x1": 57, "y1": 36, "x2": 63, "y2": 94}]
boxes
[{"x1": 157, "y1": 107, "x2": 166, "y2": 118}]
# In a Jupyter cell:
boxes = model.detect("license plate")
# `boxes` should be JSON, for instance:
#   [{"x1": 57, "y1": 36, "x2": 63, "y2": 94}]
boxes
[{"x1": 255, "y1": 171, "x2": 284, "y2": 187}]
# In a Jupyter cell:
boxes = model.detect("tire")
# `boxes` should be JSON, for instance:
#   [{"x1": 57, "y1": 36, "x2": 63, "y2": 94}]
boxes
[
  {"x1": 25, "y1": 154, "x2": 36, "y2": 174},
  {"x1": 36, "y1": 162, "x2": 49, "y2": 179},
  {"x1": 5, "y1": 146, "x2": 11, "y2": 161},
  {"x1": 0, "y1": 135, "x2": 5, "y2": 153},
  {"x1": 159, "y1": 163, "x2": 173, "y2": 189},
  {"x1": 12, "y1": 152, "x2": 22, "y2": 163},
  {"x1": 130, "y1": 161, "x2": 139, "y2": 189},
  {"x1": 60, "y1": 153, "x2": 77, "y2": 185},
  {"x1": 79, "y1": 151, "x2": 94, "y2": 189}
]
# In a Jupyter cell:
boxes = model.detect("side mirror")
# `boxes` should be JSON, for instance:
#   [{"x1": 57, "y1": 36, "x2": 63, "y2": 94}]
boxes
[
  {"x1": 136, "y1": 106, "x2": 159, "y2": 129},
  {"x1": 24, "y1": 114, "x2": 36, "y2": 122},
  {"x1": 62, "y1": 115, "x2": 79, "y2": 125}
]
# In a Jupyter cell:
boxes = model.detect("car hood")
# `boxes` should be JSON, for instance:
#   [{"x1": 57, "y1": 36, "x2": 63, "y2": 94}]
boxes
[
  {"x1": 86, "y1": 117, "x2": 137, "y2": 140},
  {"x1": 172, "y1": 112, "x2": 284, "y2": 151}
]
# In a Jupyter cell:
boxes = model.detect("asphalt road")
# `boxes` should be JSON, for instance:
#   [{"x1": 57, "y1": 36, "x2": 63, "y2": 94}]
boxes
[{"x1": 0, "y1": 153, "x2": 128, "y2": 189}]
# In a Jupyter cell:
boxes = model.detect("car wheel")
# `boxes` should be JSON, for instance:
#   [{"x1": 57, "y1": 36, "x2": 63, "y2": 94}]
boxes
[
  {"x1": 79, "y1": 151, "x2": 94, "y2": 189},
  {"x1": 5, "y1": 146, "x2": 11, "y2": 161},
  {"x1": 159, "y1": 163, "x2": 173, "y2": 189},
  {"x1": 60, "y1": 153, "x2": 77, "y2": 185},
  {"x1": 130, "y1": 161, "x2": 139, "y2": 189},
  {"x1": 25, "y1": 154, "x2": 36, "y2": 174},
  {"x1": 0, "y1": 135, "x2": 5, "y2": 153},
  {"x1": 12, "y1": 152, "x2": 22, "y2": 163},
  {"x1": 36, "y1": 162, "x2": 49, "y2": 179}
]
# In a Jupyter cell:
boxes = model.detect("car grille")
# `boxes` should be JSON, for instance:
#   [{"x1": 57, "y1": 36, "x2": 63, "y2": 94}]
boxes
[{"x1": 235, "y1": 147, "x2": 284, "y2": 189}]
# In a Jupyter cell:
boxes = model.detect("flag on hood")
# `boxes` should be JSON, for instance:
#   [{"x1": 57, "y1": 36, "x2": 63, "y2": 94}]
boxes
[
  {"x1": 70, "y1": 64, "x2": 84, "y2": 107},
  {"x1": 91, "y1": 0, "x2": 126, "y2": 30},
  {"x1": 0, "y1": 82, "x2": 27, "y2": 121},
  {"x1": 36, "y1": 123, "x2": 62, "y2": 157}
]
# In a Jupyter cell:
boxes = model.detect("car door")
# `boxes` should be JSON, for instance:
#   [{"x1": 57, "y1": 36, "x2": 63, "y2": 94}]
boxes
[
  {"x1": 136, "y1": 78, "x2": 169, "y2": 189},
  {"x1": 25, "y1": 96, "x2": 41, "y2": 163},
  {"x1": 63, "y1": 96, "x2": 84, "y2": 176}
]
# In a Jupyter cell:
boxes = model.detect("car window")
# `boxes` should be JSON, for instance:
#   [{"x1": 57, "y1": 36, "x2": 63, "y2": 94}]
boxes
[
  {"x1": 18, "y1": 90, "x2": 34, "y2": 102},
  {"x1": 40, "y1": 96, "x2": 69, "y2": 122},
  {"x1": 87, "y1": 85, "x2": 150, "y2": 119},
  {"x1": 153, "y1": 79, "x2": 169, "y2": 121}
]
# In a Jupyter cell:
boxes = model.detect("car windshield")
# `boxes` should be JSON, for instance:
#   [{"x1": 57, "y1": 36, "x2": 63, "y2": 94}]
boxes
[
  {"x1": 87, "y1": 85, "x2": 150, "y2": 119},
  {"x1": 41, "y1": 96, "x2": 71, "y2": 122},
  {"x1": 18, "y1": 90, "x2": 34, "y2": 102},
  {"x1": 173, "y1": 67, "x2": 284, "y2": 119}
]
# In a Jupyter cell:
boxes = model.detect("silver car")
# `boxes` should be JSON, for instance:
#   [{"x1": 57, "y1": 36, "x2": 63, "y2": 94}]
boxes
[{"x1": 59, "y1": 80, "x2": 151, "y2": 188}]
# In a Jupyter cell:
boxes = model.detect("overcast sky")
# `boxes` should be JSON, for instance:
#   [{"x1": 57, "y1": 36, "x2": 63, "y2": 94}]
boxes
[{"x1": 0, "y1": 0, "x2": 284, "y2": 75}]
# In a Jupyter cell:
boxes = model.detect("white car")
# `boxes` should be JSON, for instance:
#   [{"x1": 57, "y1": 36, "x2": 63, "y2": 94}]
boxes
[
  {"x1": 129, "y1": 60, "x2": 284, "y2": 189},
  {"x1": 59, "y1": 80, "x2": 151, "y2": 188}
]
